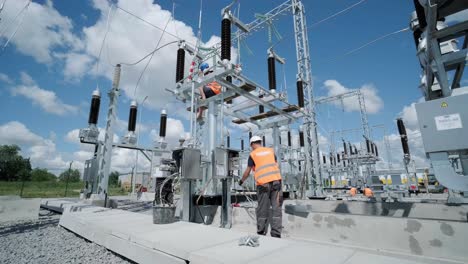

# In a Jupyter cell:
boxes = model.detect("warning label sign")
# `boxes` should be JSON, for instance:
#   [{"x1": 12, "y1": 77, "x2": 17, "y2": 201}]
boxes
[{"x1": 435, "y1": 113, "x2": 463, "y2": 131}]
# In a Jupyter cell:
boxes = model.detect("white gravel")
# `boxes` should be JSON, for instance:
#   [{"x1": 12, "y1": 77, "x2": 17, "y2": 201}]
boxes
[{"x1": 0, "y1": 210, "x2": 132, "y2": 264}]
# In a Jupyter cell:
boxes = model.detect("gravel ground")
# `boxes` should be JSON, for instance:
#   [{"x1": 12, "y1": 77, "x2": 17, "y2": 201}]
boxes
[{"x1": 0, "y1": 209, "x2": 133, "y2": 264}]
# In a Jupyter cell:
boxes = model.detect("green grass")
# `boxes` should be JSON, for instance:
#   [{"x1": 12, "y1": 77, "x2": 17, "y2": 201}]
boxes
[{"x1": 0, "y1": 181, "x2": 127, "y2": 198}]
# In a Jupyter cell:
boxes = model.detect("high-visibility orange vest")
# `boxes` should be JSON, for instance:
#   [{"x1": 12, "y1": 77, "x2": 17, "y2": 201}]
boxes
[
  {"x1": 206, "y1": 81, "x2": 221, "y2": 95},
  {"x1": 349, "y1": 187, "x2": 357, "y2": 196},
  {"x1": 250, "y1": 147, "x2": 282, "y2": 185},
  {"x1": 364, "y1": 188, "x2": 373, "y2": 197}
]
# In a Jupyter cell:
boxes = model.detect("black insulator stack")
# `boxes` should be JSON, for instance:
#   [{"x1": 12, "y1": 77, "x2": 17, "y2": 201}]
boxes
[
  {"x1": 128, "y1": 103, "x2": 138, "y2": 132},
  {"x1": 297, "y1": 80, "x2": 305, "y2": 108},
  {"x1": 262, "y1": 136, "x2": 266, "y2": 146},
  {"x1": 88, "y1": 92, "x2": 101, "y2": 125},
  {"x1": 397, "y1": 118, "x2": 410, "y2": 155},
  {"x1": 366, "y1": 139, "x2": 371, "y2": 153},
  {"x1": 323, "y1": 155, "x2": 326, "y2": 164},
  {"x1": 279, "y1": 134, "x2": 282, "y2": 145},
  {"x1": 249, "y1": 131, "x2": 253, "y2": 139},
  {"x1": 227, "y1": 135, "x2": 230, "y2": 148},
  {"x1": 374, "y1": 144, "x2": 379, "y2": 157},
  {"x1": 268, "y1": 56, "x2": 276, "y2": 91},
  {"x1": 221, "y1": 18, "x2": 231, "y2": 61},
  {"x1": 329, "y1": 155, "x2": 333, "y2": 165},
  {"x1": 226, "y1": 76, "x2": 232, "y2": 104},
  {"x1": 241, "y1": 139, "x2": 244, "y2": 150},
  {"x1": 343, "y1": 141, "x2": 348, "y2": 155},
  {"x1": 354, "y1": 146, "x2": 358, "y2": 155},
  {"x1": 298, "y1": 161, "x2": 302, "y2": 171},
  {"x1": 337, "y1": 153, "x2": 341, "y2": 163},
  {"x1": 287, "y1": 131, "x2": 292, "y2": 147},
  {"x1": 176, "y1": 48, "x2": 185, "y2": 83},
  {"x1": 333, "y1": 157, "x2": 337, "y2": 166},
  {"x1": 343, "y1": 160, "x2": 346, "y2": 167},
  {"x1": 413, "y1": 0, "x2": 427, "y2": 29},
  {"x1": 299, "y1": 131, "x2": 305, "y2": 147},
  {"x1": 159, "y1": 110, "x2": 167, "y2": 138},
  {"x1": 259, "y1": 94, "x2": 264, "y2": 113},
  {"x1": 371, "y1": 142, "x2": 375, "y2": 154},
  {"x1": 348, "y1": 142, "x2": 353, "y2": 155}
]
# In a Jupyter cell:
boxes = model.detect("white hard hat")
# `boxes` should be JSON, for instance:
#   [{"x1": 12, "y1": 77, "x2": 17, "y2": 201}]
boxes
[{"x1": 250, "y1": 136, "x2": 262, "y2": 144}]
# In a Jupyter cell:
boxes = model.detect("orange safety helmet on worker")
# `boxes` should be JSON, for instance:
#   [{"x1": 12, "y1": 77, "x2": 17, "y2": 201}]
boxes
[
  {"x1": 364, "y1": 187, "x2": 374, "y2": 197},
  {"x1": 249, "y1": 137, "x2": 282, "y2": 185}
]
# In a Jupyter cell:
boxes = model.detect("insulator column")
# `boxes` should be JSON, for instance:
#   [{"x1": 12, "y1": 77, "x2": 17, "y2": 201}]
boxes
[
  {"x1": 226, "y1": 76, "x2": 232, "y2": 104},
  {"x1": 227, "y1": 135, "x2": 230, "y2": 148},
  {"x1": 176, "y1": 48, "x2": 185, "y2": 83},
  {"x1": 241, "y1": 139, "x2": 244, "y2": 150},
  {"x1": 366, "y1": 139, "x2": 371, "y2": 153},
  {"x1": 397, "y1": 118, "x2": 410, "y2": 156},
  {"x1": 329, "y1": 155, "x2": 333, "y2": 165},
  {"x1": 374, "y1": 144, "x2": 379, "y2": 157},
  {"x1": 299, "y1": 131, "x2": 305, "y2": 147},
  {"x1": 348, "y1": 142, "x2": 353, "y2": 155},
  {"x1": 287, "y1": 131, "x2": 292, "y2": 147},
  {"x1": 159, "y1": 109, "x2": 167, "y2": 139},
  {"x1": 337, "y1": 153, "x2": 341, "y2": 163},
  {"x1": 413, "y1": 0, "x2": 427, "y2": 29},
  {"x1": 221, "y1": 18, "x2": 231, "y2": 61},
  {"x1": 297, "y1": 80, "x2": 305, "y2": 108},
  {"x1": 343, "y1": 141, "x2": 348, "y2": 155},
  {"x1": 268, "y1": 56, "x2": 276, "y2": 92},
  {"x1": 354, "y1": 146, "x2": 358, "y2": 155},
  {"x1": 262, "y1": 136, "x2": 266, "y2": 146},
  {"x1": 128, "y1": 101, "x2": 138, "y2": 132},
  {"x1": 249, "y1": 131, "x2": 252, "y2": 139},
  {"x1": 323, "y1": 155, "x2": 326, "y2": 164},
  {"x1": 371, "y1": 142, "x2": 375, "y2": 154},
  {"x1": 259, "y1": 94, "x2": 264, "y2": 113},
  {"x1": 88, "y1": 89, "x2": 101, "y2": 125}
]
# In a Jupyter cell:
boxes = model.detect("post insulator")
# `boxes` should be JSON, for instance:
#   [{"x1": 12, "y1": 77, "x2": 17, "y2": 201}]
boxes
[
  {"x1": 176, "y1": 48, "x2": 185, "y2": 83},
  {"x1": 159, "y1": 109, "x2": 167, "y2": 138},
  {"x1": 297, "y1": 80, "x2": 305, "y2": 108},
  {"x1": 128, "y1": 101, "x2": 138, "y2": 132},
  {"x1": 88, "y1": 90, "x2": 101, "y2": 125},
  {"x1": 259, "y1": 94, "x2": 264, "y2": 113},
  {"x1": 397, "y1": 118, "x2": 410, "y2": 156},
  {"x1": 268, "y1": 56, "x2": 276, "y2": 91},
  {"x1": 299, "y1": 131, "x2": 304, "y2": 147},
  {"x1": 221, "y1": 18, "x2": 231, "y2": 61}
]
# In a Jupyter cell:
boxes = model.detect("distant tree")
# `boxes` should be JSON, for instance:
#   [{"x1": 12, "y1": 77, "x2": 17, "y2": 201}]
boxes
[
  {"x1": 0, "y1": 145, "x2": 32, "y2": 181},
  {"x1": 59, "y1": 169, "x2": 81, "y2": 182},
  {"x1": 31, "y1": 168, "x2": 57, "y2": 182},
  {"x1": 109, "y1": 171, "x2": 120, "y2": 187}
]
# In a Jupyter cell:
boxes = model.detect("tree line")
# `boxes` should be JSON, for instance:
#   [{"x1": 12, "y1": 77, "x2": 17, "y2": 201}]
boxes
[{"x1": 0, "y1": 144, "x2": 81, "y2": 182}]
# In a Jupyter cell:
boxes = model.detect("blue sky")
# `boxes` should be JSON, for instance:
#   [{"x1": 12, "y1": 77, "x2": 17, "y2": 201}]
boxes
[{"x1": 0, "y1": 0, "x2": 466, "y2": 173}]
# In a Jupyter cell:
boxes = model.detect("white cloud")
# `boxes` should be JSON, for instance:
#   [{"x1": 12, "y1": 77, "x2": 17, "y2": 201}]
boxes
[
  {"x1": 446, "y1": 9, "x2": 468, "y2": 23},
  {"x1": 0, "y1": 0, "x2": 82, "y2": 63},
  {"x1": 0, "y1": 73, "x2": 13, "y2": 84},
  {"x1": 322, "y1": 80, "x2": 384, "y2": 114},
  {"x1": 0, "y1": 121, "x2": 69, "y2": 173},
  {"x1": 10, "y1": 72, "x2": 78, "y2": 116}
]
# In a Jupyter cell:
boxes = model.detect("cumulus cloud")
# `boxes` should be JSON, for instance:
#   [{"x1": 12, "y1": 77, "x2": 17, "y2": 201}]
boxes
[
  {"x1": 10, "y1": 72, "x2": 78, "y2": 116},
  {"x1": 0, "y1": 73, "x2": 12, "y2": 84},
  {"x1": 322, "y1": 80, "x2": 384, "y2": 114},
  {"x1": 0, "y1": 121, "x2": 71, "y2": 173},
  {"x1": 0, "y1": 0, "x2": 82, "y2": 63},
  {"x1": 399, "y1": 98, "x2": 425, "y2": 130},
  {"x1": 446, "y1": 9, "x2": 468, "y2": 23}
]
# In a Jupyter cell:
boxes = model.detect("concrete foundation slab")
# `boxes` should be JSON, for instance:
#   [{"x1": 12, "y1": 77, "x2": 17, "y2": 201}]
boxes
[
  {"x1": 0, "y1": 196, "x2": 40, "y2": 223},
  {"x1": 58, "y1": 202, "x2": 465, "y2": 264}
]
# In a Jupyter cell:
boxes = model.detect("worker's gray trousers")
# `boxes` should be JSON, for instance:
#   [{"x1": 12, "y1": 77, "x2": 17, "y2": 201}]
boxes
[{"x1": 256, "y1": 180, "x2": 283, "y2": 238}]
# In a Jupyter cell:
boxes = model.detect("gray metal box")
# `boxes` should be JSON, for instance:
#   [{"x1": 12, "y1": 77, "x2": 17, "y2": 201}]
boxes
[
  {"x1": 213, "y1": 148, "x2": 240, "y2": 179},
  {"x1": 415, "y1": 93, "x2": 468, "y2": 153},
  {"x1": 172, "y1": 148, "x2": 202, "y2": 180}
]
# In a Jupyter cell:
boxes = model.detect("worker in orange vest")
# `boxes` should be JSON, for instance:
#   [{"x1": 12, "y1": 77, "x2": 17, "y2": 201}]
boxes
[
  {"x1": 197, "y1": 62, "x2": 222, "y2": 120},
  {"x1": 349, "y1": 187, "x2": 357, "y2": 196},
  {"x1": 239, "y1": 136, "x2": 283, "y2": 238},
  {"x1": 364, "y1": 186, "x2": 374, "y2": 197}
]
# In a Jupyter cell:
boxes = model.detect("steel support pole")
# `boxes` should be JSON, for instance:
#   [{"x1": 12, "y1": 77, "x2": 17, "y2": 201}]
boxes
[
  {"x1": 208, "y1": 101, "x2": 217, "y2": 194},
  {"x1": 97, "y1": 64, "x2": 121, "y2": 200}
]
